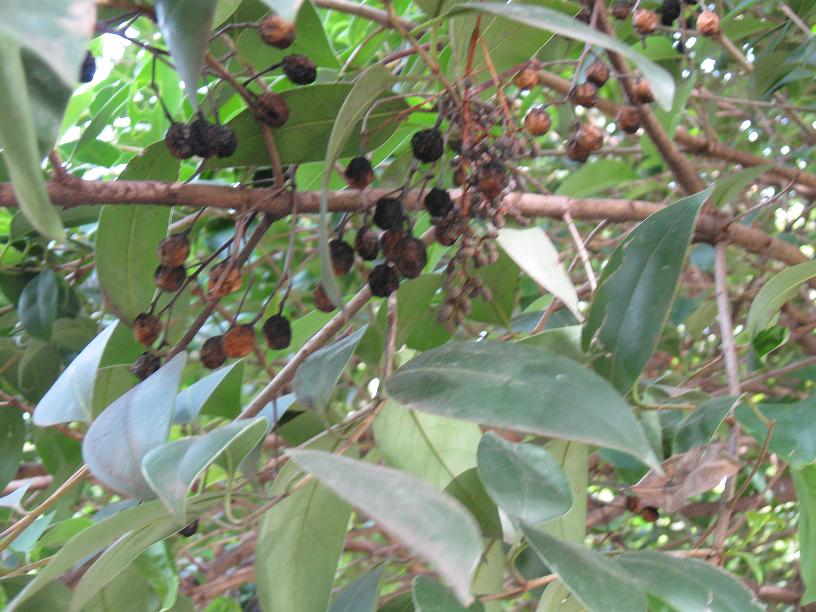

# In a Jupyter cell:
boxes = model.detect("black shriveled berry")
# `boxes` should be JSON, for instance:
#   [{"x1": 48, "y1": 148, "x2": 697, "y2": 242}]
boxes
[
  {"x1": 380, "y1": 228, "x2": 405, "y2": 262},
  {"x1": 254, "y1": 92, "x2": 290, "y2": 128},
  {"x1": 213, "y1": 125, "x2": 238, "y2": 158},
  {"x1": 368, "y1": 264, "x2": 399, "y2": 297},
  {"x1": 201, "y1": 336, "x2": 227, "y2": 369},
  {"x1": 263, "y1": 314, "x2": 292, "y2": 350},
  {"x1": 188, "y1": 117, "x2": 218, "y2": 158},
  {"x1": 660, "y1": 0, "x2": 681, "y2": 26},
  {"x1": 79, "y1": 51, "x2": 96, "y2": 83},
  {"x1": 164, "y1": 123, "x2": 194, "y2": 160},
  {"x1": 179, "y1": 518, "x2": 199, "y2": 537},
  {"x1": 424, "y1": 188, "x2": 453, "y2": 218},
  {"x1": 393, "y1": 237, "x2": 427, "y2": 279},
  {"x1": 411, "y1": 128, "x2": 444, "y2": 163},
  {"x1": 355, "y1": 225, "x2": 379, "y2": 261},
  {"x1": 157, "y1": 233, "x2": 190, "y2": 268},
  {"x1": 373, "y1": 197, "x2": 403, "y2": 230},
  {"x1": 133, "y1": 313, "x2": 161, "y2": 347},
  {"x1": 154, "y1": 265, "x2": 186, "y2": 293},
  {"x1": 313, "y1": 284, "x2": 335, "y2": 312},
  {"x1": 131, "y1": 352, "x2": 161, "y2": 381},
  {"x1": 282, "y1": 54, "x2": 317, "y2": 85},
  {"x1": 330, "y1": 239, "x2": 354, "y2": 275},
  {"x1": 344, "y1": 156, "x2": 374, "y2": 190},
  {"x1": 223, "y1": 324, "x2": 255, "y2": 358},
  {"x1": 259, "y1": 15, "x2": 296, "y2": 49}
]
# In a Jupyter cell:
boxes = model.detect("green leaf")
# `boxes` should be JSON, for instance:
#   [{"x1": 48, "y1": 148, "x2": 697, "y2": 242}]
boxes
[
  {"x1": 256, "y1": 480, "x2": 352, "y2": 612},
  {"x1": 141, "y1": 418, "x2": 267, "y2": 521},
  {"x1": 443, "y1": 468, "x2": 502, "y2": 539},
  {"x1": 736, "y1": 396, "x2": 816, "y2": 467},
  {"x1": 174, "y1": 361, "x2": 244, "y2": 423},
  {"x1": 673, "y1": 396, "x2": 738, "y2": 454},
  {"x1": 522, "y1": 525, "x2": 647, "y2": 612},
  {"x1": 288, "y1": 449, "x2": 483, "y2": 605},
  {"x1": 412, "y1": 575, "x2": 485, "y2": 612},
  {"x1": 793, "y1": 465, "x2": 816, "y2": 605},
  {"x1": 71, "y1": 84, "x2": 130, "y2": 158},
  {"x1": 616, "y1": 551, "x2": 764, "y2": 611},
  {"x1": 82, "y1": 354, "x2": 186, "y2": 500},
  {"x1": 746, "y1": 261, "x2": 816, "y2": 343},
  {"x1": 477, "y1": 432, "x2": 572, "y2": 526},
  {"x1": 556, "y1": 160, "x2": 639, "y2": 198},
  {"x1": 582, "y1": 188, "x2": 711, "y2": 393},
  {"x1": 708, "y1": 164, "x2": 773, "y2": 210},
  {"x1": 373, "y1": 401, "x2": 482, "y2": 489},
  {"x1": 18, "y1": 270, "x2": 58, "y2": 341},
  {"x1": 467, "y1": 249, "x2": 518, "y2": 328},
  {"x1": 329, "y1": 566, "x2": 384, "y2": 612},
  {"x1": 293, "y1": 325, "x2": 367, "y2": 410},
  {"x1": 384, "y1": 341, "x2": 659, "y2": 469},
  {"x1": 455, "y1": 1, "x2": 675, "y2": 109},
  {"x1": 156, "y1": 0, "x2": 217, "y2": 106},
  {"x1": 0, "y1": 407, "x2": 24, "y2": 492}
]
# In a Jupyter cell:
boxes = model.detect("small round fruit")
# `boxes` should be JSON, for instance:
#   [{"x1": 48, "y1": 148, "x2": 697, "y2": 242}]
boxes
[
  {"x1": 214, "y1": 125, "x2": 238, "y2": 158},
  {"x1": 411, "y1": 128, "x2": 444, "y2": 163},
  {"x1": 576, "y1": 123, "x2": 604, "y2": 152},
  {"x1": 263, "y1": 314, "x2": 292, "y2": 350},
  {"x1": 133, "y1": 313, "x2": 161, "y2": 347},
  {"x1": 164, "y1": 123, "x2": 194, "y2": 160},
  {"x1": 380, "y1": 228, "x2": 406, "y2": 262},
  {"x1": 696, "y1": 10, "x2": 720, "y2": 37},
  {"x1": 393, "y1": 237, "x2": 427, "y2": 279},
  {"x1": 154, "y1": 265, "x2": 186, "y2": 292},
  {"x1": 373, "y1": 197, "x2": 403, "y2": 230},
  {"x1": 330, "y1": 239, "x2": 355, "y2": 275},
  {"x1": 585, "y1": 60, "x2": 610, "y2": 87},
  {"x1": 131, "y1": 352, "x2": 161, "y2": 381},
  {"x1": 566, "y1": 138, "x2": 590, "y2": 163},
  {"x1": 611, "y1": 0, "x2": 632, "y2": 20},
  {"x1": 188, "y1": 117, "x2": 218, "y2": 158},
  {"x1": 478, "y1": 162, "x2": 507, "y2": 200},
  {"x1": 223, "y1": 324, "x2": 256, "y2": 358},
  {"x1": 253, "y1": 92, "x2": 290, "y2": 128},
  {"x1": 207, "y1": 261, "x2": 243, "y2": 298},
  {"x1": 616, "y1": 105, "x2": 641, "y2": 134},
  {"x1": 313, "y1": 283, "x2": 335, "y2": 312},
  {"x1": 157, "y1": 233, "x2": 190, "y2": 267},
  {"x1": 453, "y1": 166, "x2": 468, "y2": 187},
  {"x1": 524, "y1": 107, "x2": 552, "y2": 136},
  {"x1": 179, "y1": 519, "x2": 199, "y2": 537},
  {"x1": 570, "y1": 82, "x2": 598, "y2": 108},
  {"x1": 424, "y1": 187, "x2": 453, "y2": 218},
  {"x1": 259, "y1": 15, "x2": 295, "y2": 48},
  {"x1": 632, "y1": 78, "x2": 655, "y2": 104},
  {"x1": 368, "y1": 264, "x2": 399, "y2": 297},
  {"x1": 435, "y1": 219, "x2": 463, "y2": 246},
  {"x1": 79, "y1": 51, "x2": 96, "y2": 83},
  {"x1": 282, "y1": 54, "x2": 317, "y2": 85},
  {"x1": 633, "y1": 8, "x2": 659, "y2": 34},
  {"x1": 201, "y1": 336, "x2": 227, "y2": 369},
  {"x1": 660, "y1": 0, "x2": 681, "y2": 26},
  {"x1": 512, "y1": 67, "x2": 539, "y2": 90},
  {"x1": 344, "y1": 156, "x2": 374, "y2": 190},
  {"x1": 355, "y1": 225, "x2": 379, "y2": 261}
]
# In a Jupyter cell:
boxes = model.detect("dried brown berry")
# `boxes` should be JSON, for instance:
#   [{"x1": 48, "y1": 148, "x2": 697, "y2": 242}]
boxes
[
  {"x1": 576, "y1": 123, "x2": 604, "y2": 152},
  {"x1": 411, "y1": 128, "x2": 444, "y2": 163},
  {"x1": 633, "y1": 8, "x2": 659, "y2": 34},
  {"x1": 696, "y1": 10, "x2": 720, "y2": 37},
  {"x1": 223, "y1": 324, "x2": 256, "y2": 358},
  {"x1": 330, "y1": 239, "x2": 354, "y2": 276},
  {"x1": 344, "y1": 156, "x2": 374, "y2": 190},
  {"x1": 435, "y1": 218, "x2": 464, "y2": 246},
  {"x1": 393, "y1": 237, "x2": 427, "y2": 279},
  {"x1": 453, "y1": 166, "x2": 468, "y2": 187},
  {"x1": 355, "y1": 225, "x2": 379, "y2": 261},
  {"x1": 585, "y1": 60, "x2": 610, "y2": 87},
  {"x1": 154, "y1": 265, "x2": 186, "y2": 293},
  {"x1": 660, "y1": 0, "x2": 681, "y2": 26},
  {"x1": 259, "y1": 15, "x2": 295, "y2": 49},
  {"x1": 512, "y1": 67, "x2": 539, "y2": 90},
  {"x1": 570, "y1": 82, "x2": 598, "y2": 108},
  {"x1": 282, "y1": 54, "x2": 317, "y2": 85},
  {"x1": 612, "y1": 0, "x2": 632, "y2": 20},
  {"x1": 254, "y1": 92, "x2": 290, "y2": 128},
  {"x1": 632, "y1": 78, "x2": 655, "y2": 104},
  {"x1": 201, "y1": 336, "x2": 227, "y2": 369},
  {"x1": 214, "y1": 125, "x2": 238, "y2": 158},
  {"x1": 566, "y1": 137, "x2": 591, "y2": 163},
  {"x1": 313, "y1": 283, "x2": 335, "y2": 312},
  {"x1": 373, "y1": 197, "x2": 403, "y2": 230},
  {"x1": 207, "y1": 261, "x2": 243, "y2": 298},
  {"x1": 478, "y1": 162, "x2": 507, "y2": 200},
  {"x1": 523, "y1": 107, "x2": 552, "y2": 137},
  {"x1": 157, "y1": 233, "x2": 190, "y2": 268},
  {"x1": 263, "y1": 314, "x2": 292, "y2": 350},
  {"x1": 381, "y1": 228, "x2": 406, "y2": 262},
  {"x1": 368, "y1": 263, "x2": 399, "y2": 297},
  {"x1": 616, "y1": 105, "x2": 641, "y2": 134},
  {"x1": 164, "y1": 123, "x2": 193, "y2": 160},
  {"x1": 424, "y1": 187, "x2": 453, "y2": 218},
  {"x1": 179, "y1": 519, "x2": 199, "y2": 537},
  {"x1": 189, "y1": 117, "x2": 218, "y2": 158},
  {"x1": 131, "y1": 352, "x2": 161, "y2": 381},
  {"x1": 133, "y1": 313, "x2": 161, "y2": 347}
]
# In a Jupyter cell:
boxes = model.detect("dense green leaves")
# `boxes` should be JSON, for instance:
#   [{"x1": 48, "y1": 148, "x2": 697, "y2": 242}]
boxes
[
  {"x1": 737, "y1": 396, "x2": 816, "y2": 467},
  {"x1": 412, "y1": 575, "x2": 485, "y2": 612},
  {"x1": 793, "y1": 465, "x2": 816, "y2": 604},
  {"x1": 329, "y1": 566, "x2": 384, "y2": 612},
  {"x1": 673, "y1": 397, "x2": 738, "y2": 454},
  {"x1": 17, "y1": 270, "x2": 58, "y2": 341}
]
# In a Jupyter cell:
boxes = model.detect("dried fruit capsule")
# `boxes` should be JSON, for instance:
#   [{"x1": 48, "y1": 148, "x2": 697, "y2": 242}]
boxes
[
  {"x1": 262, "y1": 314, "x2": 292, "y2": 350},
  {"x1": 570, "y1": 82, "x2": 598, "y2": 108},
  {"x1": 254, "y1": 92, "x2": 290, "y2": 128},
  {"x1": 154, "y1": 265, "x2": 186, "y2": 292},
  {"x1": 523, "y1": 107, "x2": 552, "y2": 136},
  {"x1": 179, "y1": 518, "x2": 199, "y2": 537},
  {"x1": 213, "y1": 125, "x2": 238, "y2": 158},
  {"x1": 576, "y1": 123, "x2": 604, "y2": 152},
  {"x1": 633, "y1": 8, "x2": 659, "y2": 34},
  {"x1": 131, "y1": 352, "x2": 161, "y2": 381},
  {"x1": 585, "y1": 60, "x2": 610, "y2": 87},
  {"x1": 355, "y1": 225, "x2": 379, "y2": 261},
  {"x1": 282, "y1": 54, "x2": 317, "y2": 85},
  {"x1": 368, "y1": 263, "x2": 399, "y2": 297},
  {"x1": 512, "y1": 67, "x2": 539, "y2": 90},
  {"x1": 435, "y1": 220, "x2": 463, "y2": 246},
  {"x1": 223, "y1": 324, "x2": 256, "y2": 358},
  {"x1": 259, "y1": 15, "x2": 295, "y2": 48},
  {"x1": 164, "y1": 123, "x2": 194, "y2": 160},
  {"x1": 79, "y1": 51, "x2": 96, "y2": 83},
  {"x1": 380, "y1": 228, "x2": 405, "y2": 262},
  {"x1": 611, "y1": 0, "x2": 632, "y2": 20},
  {"x1": 393, "y1": 237, "x2": 427, "y2": 279},
  {"x1": 207, "y1": 261, "x2": 243, "y2": 298},
  {"x1": 157, "y1": 233, "x2": 190, "y2": 267},
  {"x1": 411, "y1": 128, "x2": 444, "y2": 163},
  {"x1": 344, "y1": 156, "x2": 374, "y2": 190},
  {"x1": 133, "y1": 313, "x2": 161, "y2": 347},
  {"x1": 330, "y1": 239, "x2": 355, "y2": 276},
  {"x1": 312, "y1": 283, "x2": 335, "y2": 312},
  {"x1": 478, "y1": 162, "x2": 507, "y2": 200},
  {"x1": 632, "y1": 78, "x2": 655, "y2": 104},
  {"x1": 424, "y1": 188, "x2": 453, "y2": 218},
  {"x1": 660, "y1": 0, "x2": 681, "y2": 26},
  {"x1": 616, "y1": 105, "x2": 641, "y2": 134},
  {"x1": 696, "y1": 10, "x2": 720, "y2": 37},
  {"x1": 201, "y1": 336, "x2": 227, "y2": 369},
  {"x1": 566, "y1": 137, "x2": 591, "y2": 163},
  {"x1": 453, "y1": 166, "x2": 468, "y2": 187},
  {"x1": 373, "y1": 197, "x2": 403, "y2": 230},
  {"x1": 188, "y1": 117, "x2": 218, "y2": 158}
]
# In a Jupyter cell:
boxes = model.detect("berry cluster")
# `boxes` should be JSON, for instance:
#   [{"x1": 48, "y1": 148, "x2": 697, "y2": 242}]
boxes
[
  {"x1": 613, "y1": 0, "x2": 720, "y2": 38},
  {"x1": 165, "y1": 117, "x2": 237, "y2": 161}
]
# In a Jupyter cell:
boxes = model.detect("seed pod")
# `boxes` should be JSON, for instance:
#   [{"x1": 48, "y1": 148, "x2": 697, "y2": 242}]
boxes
[
  {"x1": 585, "y1": 60, "x2": 610, "y2": 87},
  {"x1": 373, "y1": 197, "x2": 404, "y2": 230},
  {"x1": 411, "y1": 128, "x2": 444, "y2": 163},
  {"x1": 380, "y1": 228, "x2": 406, "y2": 262},
  {"x1": 576, "y1": 123, "x2": 604, "y2": 152},
  {"x1": 435, "y1": 218, "x2": 464, "y2": 247},
  {"x1": 393, "y1": 237, "x2": 427, "y2": 279},
  {"x1": 478, "y1": 162, "x2": 507, "y2": 200},
  {"x1": 154, "y1": 265, "x2": 186, "y2": 292},
  {"x1": 312, "y1": 283, "x2": 335, "y2": 312},
  {"x1": 566, "y1": 136, "x2": 590, "y2": 163},
  {"x1": 262, "y1": 314, "x2": 292, "y2": 350},
  {"x1": 611, "y1": 0, "x2": 632, "y2": 20},
  {"x1": 523, "y1": 107, "x2": 552, "y2": 136},
  {"x1": 213, "y1": 125, "x2": 238, "y2": 158},
  {"x1": 282, "y1": 54, "x2": 317, "y2": 85},
  {"x1": 512, "y1": 67, "x2": 539, "y2": 90},
  {"x1": 632, "y1": 78, "x2": 655, "y2": 104},
  {"x1": 157, "y1": 233, "x2": 190, "y2": 267},
  {"x1": 179, "y1": 519, "x2": 199, "y2": 537},
  {"x1": 79, "y1": 51, "x2": 96, "y2": 83},
  {"x1": 222, "y1": 324, "x2": 256, "y2": 358},
  {"x1": 616, "y1": 105, "x2": 641, "y2": 134},
  {"x1": 253, "y1": 92, "x2": 290, "y2": 128},
  {"x1": 330, "y1": 239, "x2": 355, "y2": 275},
  {"x1": 133, "y1": 313, "x2": 161, "y2": 347},
  {"x1": 164, "y1": 123, "x2": 194, "y2": 160},
  {"x1": 660, "y1": 0, "x2": 681, "y2": 26},
  {"x1": 424, "y1": 187, "x2": 453, "y2": 218},
  {"x1": 188, "y1": 117, "x2": 218, "y2": 158},
  {"x1": 344, "y1": 156, "x2": 374, "y2": 190},
  {"x1": 201, "y1": 336, "x2": 227, "y2": 369},
  {"x1": 259, "y1": 15, "x2": 295, "y2": 48},
  {"x1": 570, "y1": 82, "x2": 598, "y2": 108},
  {"x1": 355, "y1": 225, "x2": 379, "y2": 261},
  {"x1": 696, "y1": 10, "x2": 720, "y2": 37},
  {"x1": 131, "y1": 352, "x2": 161, "y2": 381},
  {"x1": 207, "y1": 261, "x2": 243, "y2": 298},
  {"x1": 633, "y1": 8, "x2": 659, "y2": 34},
  {"x1": 368, "y1": 263, "x2": 400, "y2": 297}
]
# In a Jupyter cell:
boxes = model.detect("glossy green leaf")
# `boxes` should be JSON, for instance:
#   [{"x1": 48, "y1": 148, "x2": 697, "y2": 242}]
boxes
[
  {"x1": 673, "y1": 396, "x2": 738, "y2": 454},
  {"x1": 329, "y1": 566, "x2": 384, "y2": 612},
  {"x1": 412, "y1": 575, "x2": 485, "y2": 612},
  {"x1": 443, "y1": 468, "x2": 502, "y2": 539},
  {"x1": 522, "y1": 525, "x2": 647, "y2": 612},
  {"x1": 0, "y1": 407, "x2": 24, "y2": 491},
  {"x1": 793, "y1": 464, "x2": 816, "y2": 604},
  {"x1": 746, "y1": 261, "x2": 816, "y2": 343},
  {"x1": 384, "y1": 341, "x2": 659, "y2": 469},
  {"x1": 82, "y1": 354, "x2": 186, "y2": 500},
  {"x1": 708, "y1": 165, "x2": 773, "y2": 210},
  {"x1": 477, "y1": 432, "x2": 572, "y2": 526},
  {"x1": 288, "y1": 449, "x2": 483, "y2": 605},
  {"x1": 18, "y1": 270, "x2": 58, "y2": 341},
  {"x1": 737, "y1": 396, "x2": 816, "y2": 467},
  {"x1": 17, "y1": 340, "x2": 61, "y2": 402},
  {"x1": 582, "y1": 189, "x2": 711, "y2": 394},
  {"x1": 467, "y1": 250, "x2": 518, "y2": 328},
  {"x1": 556, "y1": 160, "x2": 639, "y2": 198},
  {"x1": 174, "y1": 361, "x2": 244, "y2": 423}
]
